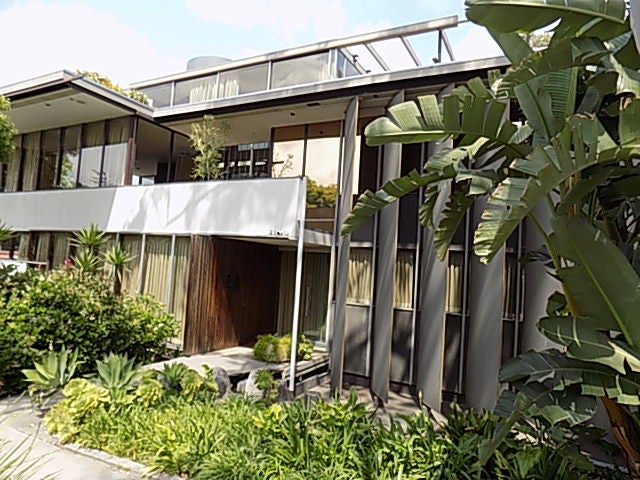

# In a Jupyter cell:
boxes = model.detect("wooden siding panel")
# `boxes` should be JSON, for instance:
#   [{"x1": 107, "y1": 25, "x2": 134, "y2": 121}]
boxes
[{"x1": 184, "y1": 236, "x2": 280, "y2": 354}]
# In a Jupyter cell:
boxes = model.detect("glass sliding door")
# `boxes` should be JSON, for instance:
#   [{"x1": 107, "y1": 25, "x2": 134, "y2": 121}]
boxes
[
  {"x1": 39, "y1": 129, "x2": 61, "y2": 190},
  {"x1": 78, "y1": 122, "x2": 104, "y2": 188},
  {"x1": 21, "y1": 133, "x2": 40, "y2": 191},
  {"x1": 59, "y1": 126, "x2": 80, "y2": 189},
  {"x1": 103, "y1": 118, "x2": 129, "y2": 187}
]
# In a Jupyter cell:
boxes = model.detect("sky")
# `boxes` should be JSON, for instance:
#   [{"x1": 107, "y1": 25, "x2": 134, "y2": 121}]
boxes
[{"x1": 0, "y1": 0, "x2": 502, "y2": 89}]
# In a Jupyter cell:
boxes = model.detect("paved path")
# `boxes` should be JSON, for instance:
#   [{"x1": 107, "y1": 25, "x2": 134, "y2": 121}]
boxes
[{"x1": 0, "y1": 396, "x2": 174, "y2": 480}]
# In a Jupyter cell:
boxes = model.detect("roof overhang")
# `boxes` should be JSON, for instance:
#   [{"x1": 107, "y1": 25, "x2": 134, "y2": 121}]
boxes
[
  {"x1": 1, "y1": 70, "x2": 155, "y2": 134},
  {"x1": 152, "y1": 56, "x2": 509, "y2": 124}
]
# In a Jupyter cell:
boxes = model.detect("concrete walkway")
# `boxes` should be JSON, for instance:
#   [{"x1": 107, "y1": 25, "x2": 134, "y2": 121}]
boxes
[{"x1": 0, "y1": 396, "x2": 177, "y2": 480}]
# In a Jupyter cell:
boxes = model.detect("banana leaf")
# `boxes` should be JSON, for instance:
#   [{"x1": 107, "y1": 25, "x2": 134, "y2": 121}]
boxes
[
  {"x1": 465, "y1": 0, "x2": 627, "y2": 37},
  {"x1": 549, "y1": 215, "x2": 640, "y2": 346}
]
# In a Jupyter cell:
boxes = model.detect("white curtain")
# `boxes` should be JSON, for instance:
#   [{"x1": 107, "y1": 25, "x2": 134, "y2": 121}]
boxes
[{"x1": 347, "y1": 248, "x2": 372, "y2": 305}]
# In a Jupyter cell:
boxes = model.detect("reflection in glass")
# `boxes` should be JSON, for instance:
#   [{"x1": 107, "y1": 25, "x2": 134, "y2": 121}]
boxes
[
  {"x1": 39, "y1": 129, "x2": 60, "y2": 190},
  {"x1": 78, "y1": 122, "x2": 104, "y2": 188},
  {"x1": 446, "y1": 251, "x2": 464, "y2": 314},
  {"x1": 139, "y1": 84, "x2": 171, "y2": 108},
  {"x1": 218, "y1": 64, "x2": 268, "y2": 98},
  {"x1": 59, "y1": 126, "x2": 80, "y2": 189},
  {"x1": 21, "y1": 133, "x2": 40, "y2": 191},
  {"x1": 271, "y1": 52, "x2": 330, "y2": 89},
  {"x1": 103, "y1": 118, "x2": 129, "y2": 187},
  {"x1": 175, "y1": 75, "x2": 217, "y2": 105}
]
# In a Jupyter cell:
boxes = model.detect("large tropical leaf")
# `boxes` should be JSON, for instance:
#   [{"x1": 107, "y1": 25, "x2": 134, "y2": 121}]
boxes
[
  {"x1": 500, "y1": 348, "x2": 640, "y2": 406},
  {"x1": 539, "y1": 316, "x2": 640, "y2": 373},
  {"x1": 474, "y1": 115, "x2": 638, "y2": 263},
  {"x1": 549, "y1": 215, "x2": 640, "y2": 346},
  {"x1": 496, "y1": 37, "x2": 610, "y2": 93},
  {"x1": 465, "y1": 0, "x2": 627, "y2": 37},
  {"x1": 364, "y1": 86, "x2": 530, "y2": 163},
  {"x1": 341, "y1": 169, "x2": 445, "y2": 235}
]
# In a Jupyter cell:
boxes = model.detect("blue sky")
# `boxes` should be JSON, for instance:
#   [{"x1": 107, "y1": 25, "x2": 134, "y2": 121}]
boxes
[{"x1": 0, "y1": 0, "x2": 500, "y2": 88}]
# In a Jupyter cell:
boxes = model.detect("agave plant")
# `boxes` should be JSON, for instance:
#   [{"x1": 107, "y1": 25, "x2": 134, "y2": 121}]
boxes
[
  {"x1": 22, "y1": 347, "x2": 81, "y2": 409},
  {"x1": 71, "y1": 223, "x2": 106, "y2": 254},
  {"x1": 0, "y1": 221, "x2": 14, "y2": 243},
  {"x1": 343, "y1": 0, "x2": 640, "y2": 475},
  {"x1": 103, "y1": 243, "x2": 133, "y2": 294},
  {"x1": 94, "y1": 353, "x2": 141, "y2": 404}
]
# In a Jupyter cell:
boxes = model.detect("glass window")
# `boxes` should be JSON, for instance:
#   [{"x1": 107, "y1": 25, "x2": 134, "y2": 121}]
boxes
[
  {"x1": 170, "y1": 236, "x2": 190, "y2": 344},
  {"x1": 142, "y1": 236, "x2": 172, "y2": 304},
  {"x1": 134, "y1": 120, "x2": 172, "y2": 183},
  {"x1": 121, "y1": 235, "x2": 142, "y2": 295},
  {"x1": 4, "y1": 136, "x2": 21, "y2": 192},
  {"x1": 218, "y1": 64, "x2": 268, "y2": 98},
  {"x1": 21, "y1": 133, "x2": 40, "y2": 191},
  {"x1": 336, "y1": 50, "x2": 360, "y2": 78},
  {"x1": 59, "y1": 126, "x2": 80, "y2": 189},
  {"x1": 139, "y1": 83, "x2": 172, "y2": 108},
  {"x1": 39, "y1": 129, "x2": 60, "y2": 190},
  {"x1": 394, "y1": 250, "x2": 414, "y2": 309},
  {"x1": 174, "y1": 75, "x2": 217, "y2": 105},
  {"x1": 78, "y1": 122, "x2": 104, "y2": 188},
  {"x1": 271, "y1": 52, "x2": 331, "y2": 89},
  {"x1": 172, "y1": 134, "x2": 195, "y2": 182},
  {"x1": 103, "y1": 118, "x2": 130, "y2": 187},
  {"x1": 347, "y1": 248, "x2": 372, "y2": 305},
  {"x1": 446, "y1": 251, "x2": 464, "y2": 314}
]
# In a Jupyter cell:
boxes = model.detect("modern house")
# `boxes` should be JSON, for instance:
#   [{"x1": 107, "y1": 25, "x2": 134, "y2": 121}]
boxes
[{"x1": 0, "y1": 16, "x2": 556, "y2": 411}]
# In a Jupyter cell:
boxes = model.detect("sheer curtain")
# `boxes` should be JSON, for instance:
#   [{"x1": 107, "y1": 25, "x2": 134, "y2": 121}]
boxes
[
  {"x1": 394, "y1": 251, "x2": 414, "y2": 309},
  {"x1": 21, "y1": 133, "x2": 40, "y2": 191},
  {"x1": 121, "y1": 235, "x2": 142, "y2": 295},
  {"x1": 78, "y1": 122, "x2": 104, "y2": 187},
  {"x1": 103, "y1": 118, "x2": 129, "y2": 187},
  {"x1": 4, "y1": 136, "x2": 21, "y2": 192},
  {"x1": 446, "y1": 251, "x2": 464, "y2": 314},
  {"x1": 142, "y1": 236, "x2": 172, "y2": 305},
  {"x1": 347, "y1": 248, "x2": 372, "y2": 305},
  {"x1": 51, "y1": 233, "x2": 70, "y2": 269},
  {"x1": 170, "y1": 237, "x2": 191, "y2": 344}
]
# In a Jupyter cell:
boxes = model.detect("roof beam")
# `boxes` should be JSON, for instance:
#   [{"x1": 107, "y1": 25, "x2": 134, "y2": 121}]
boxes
[
  {"x1": 364, "y1": 43, "x2": 390, "y2": 72},
  {"x1": 400, "y1": 36, "x2": 422, "y2": 67}
]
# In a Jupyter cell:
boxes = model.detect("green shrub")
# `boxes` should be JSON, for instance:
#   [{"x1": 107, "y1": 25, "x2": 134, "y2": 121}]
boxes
[
  {"x1": 42, "y1": 384, "x2": 609, "y2": 479},
  {"x1": 253, "y1": 333, "x2": 313, "y2": 363},
  {"x1": 0, "y1": 270, "x2": 178, "y2": 395}
]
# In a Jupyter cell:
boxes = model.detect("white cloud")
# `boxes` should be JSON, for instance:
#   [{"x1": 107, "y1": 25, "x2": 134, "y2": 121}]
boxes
[
  {"x1": 451, "y1": 24, "x2": 503, "y2": 61},
  {"x1": 185, "y1": 0, "x2": 348, "y2": 41},
  {"x1": 0, "y1": 1, "x2": 182, "y2": 88}
]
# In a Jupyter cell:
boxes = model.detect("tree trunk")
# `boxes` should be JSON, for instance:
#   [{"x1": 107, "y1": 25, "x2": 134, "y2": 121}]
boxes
[{"x1": 602, "y1": 397, "x2": 640, "y2": 479}]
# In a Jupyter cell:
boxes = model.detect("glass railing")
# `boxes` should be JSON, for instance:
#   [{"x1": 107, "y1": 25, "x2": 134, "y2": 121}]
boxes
[{"x1": 140, "y1": 48, "x2": 360, "y2": 109}]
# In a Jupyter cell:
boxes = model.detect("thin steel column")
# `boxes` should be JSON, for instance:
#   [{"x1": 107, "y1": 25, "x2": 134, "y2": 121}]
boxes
[
  {"x1": 330, "y1": 96, "x2": 359, "y2": 397},
  {"x1": 288, "y1": 178, "x2": 307, "y2": 393},
  {"x1": 370, "y1": 90, "x2": 404, "y2": 404}
]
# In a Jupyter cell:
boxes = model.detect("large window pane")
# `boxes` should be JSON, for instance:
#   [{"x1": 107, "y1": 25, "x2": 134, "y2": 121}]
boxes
[
  {"x1": 446, "y1": 251, "x2": 464, "y2": 314},
  {"x1": 22, "y1": 133, "x2": 40, "y2": 191},
  {"x1": 172, "y1": 134, "x2": 194, "y2": 182},
  {"x1": 59, "y1": 126, "x2": 80, "y2": 189},
  {"x1": 39, "y1": 129, "x2": 60, "y2": 190},
  {"x1": 134, "y1": 120, "x2": 172, "y2": 184},
  {"x1": 271, "y1": 52, "x2": 330, "y2": 89},
  {"x1": 139, "y1": 83, "x2": 171, "y2": 108},
  {"x1": 175, "y1": 75, "x2": 217, "y2": 105},
  {"x1": 78, "y1": 122, "x2": 104, "y2": 188},
  {"x1": 103, "y1": 118, "x2": 129, "y2": 187},
  {"x1": 142, "y1": 235, "x2": 172, "y2": 305},
  {"x1": 170, "y1": 237, "x2": 190, "y2": 344},
  {"x1": 218, "y1": 64, "x2": 268, "y2": 98},
  {"x1": 394, "y1": 250, "x2": 414, "y2": 309},
  {"x1": 121, "y1": 235, "x2": 142, "y2": 295},
  {"x1": 347, "y1": 248, "x2": 372, "y2": 305},
  {"x1": 4, "y1": 136, "x2": 21, "y2": 192}
]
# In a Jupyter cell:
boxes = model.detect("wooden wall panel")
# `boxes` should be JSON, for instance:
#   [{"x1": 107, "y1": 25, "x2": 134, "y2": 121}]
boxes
[{"x1": 183, "y1": 236, "x2": 280, "y2": 354}]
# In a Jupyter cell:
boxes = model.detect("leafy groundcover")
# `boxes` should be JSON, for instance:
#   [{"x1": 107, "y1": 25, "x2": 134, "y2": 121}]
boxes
[{"x1": 45, "y1": 381, "x2": 619, "y2": 480}]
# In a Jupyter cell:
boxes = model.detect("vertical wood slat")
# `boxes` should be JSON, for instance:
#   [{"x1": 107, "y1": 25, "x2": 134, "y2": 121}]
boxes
[{"x1": 184, "y1": 236, "x2": 280, "y2": 354}]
